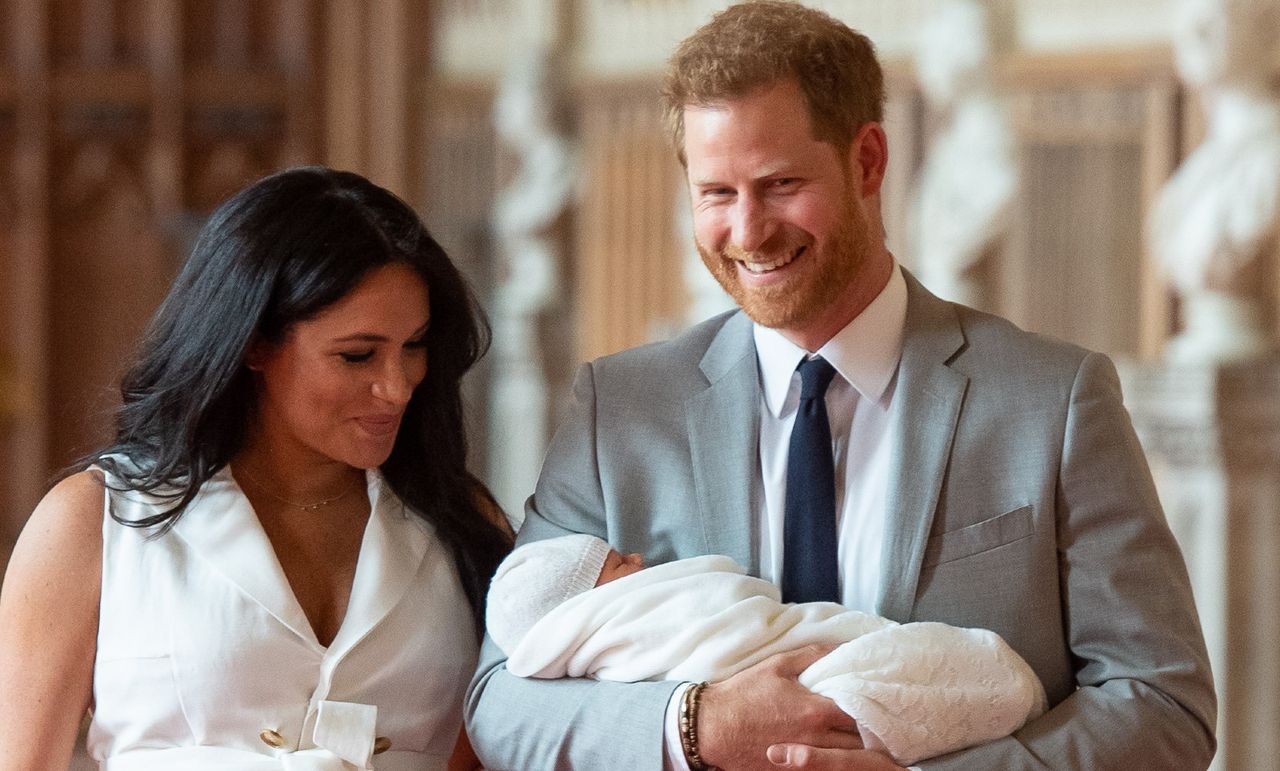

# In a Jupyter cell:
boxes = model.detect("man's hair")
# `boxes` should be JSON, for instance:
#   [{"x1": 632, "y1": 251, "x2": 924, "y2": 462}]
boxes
[{"x1": 662, "y1": 0, "x2": 885, "y2": 164}]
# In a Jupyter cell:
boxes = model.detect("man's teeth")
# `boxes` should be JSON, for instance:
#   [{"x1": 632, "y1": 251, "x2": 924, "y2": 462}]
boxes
[{"x1": 741, "y1": 249, "x2": 799, "y2": 274}]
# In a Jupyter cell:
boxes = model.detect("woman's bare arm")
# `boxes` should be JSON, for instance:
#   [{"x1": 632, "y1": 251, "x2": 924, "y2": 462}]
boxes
[{"x1": 0, "y1": 471, "x2": 104, "y2": 770}]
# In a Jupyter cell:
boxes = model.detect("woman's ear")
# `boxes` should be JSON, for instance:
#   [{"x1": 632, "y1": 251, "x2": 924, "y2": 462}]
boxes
[{"x1": 243, "y1": 337, "x2": 270, "y2": 372}]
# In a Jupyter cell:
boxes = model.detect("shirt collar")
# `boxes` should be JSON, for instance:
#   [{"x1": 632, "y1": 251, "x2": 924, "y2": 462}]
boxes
[{"x1": 753, "y1": 262, "x2": 907, "y2": 418}]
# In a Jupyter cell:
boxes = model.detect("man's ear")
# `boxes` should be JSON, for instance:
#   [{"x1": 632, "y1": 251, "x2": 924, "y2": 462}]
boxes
[{"x1": 848, "y1": 122, "x2": 888, "y2": 198}]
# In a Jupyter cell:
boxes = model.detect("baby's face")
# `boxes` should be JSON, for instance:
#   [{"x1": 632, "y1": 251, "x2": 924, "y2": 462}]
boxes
[{"x1": 596, "y1": 549, "x2": 645, "y2": 586}]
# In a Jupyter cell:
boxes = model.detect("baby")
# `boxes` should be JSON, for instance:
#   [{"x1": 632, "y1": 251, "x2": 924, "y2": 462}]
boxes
[{"x1": 486, "y1": 534, "x2": 1047, "y2": 767}]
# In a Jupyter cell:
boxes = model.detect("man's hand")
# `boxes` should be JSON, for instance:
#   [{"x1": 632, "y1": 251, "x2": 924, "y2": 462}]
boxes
[
  {"x1": 698, "y1": 645, "x2": 863, "y2": 771},
  {"x1": 765, "y1": 745, "x2": 907, "y2": 770}
]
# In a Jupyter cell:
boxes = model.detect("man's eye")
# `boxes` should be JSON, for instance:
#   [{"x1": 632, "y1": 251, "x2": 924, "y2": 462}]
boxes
[{"x1": 339, "y1": 351, "x2": 374, "y2": 363}]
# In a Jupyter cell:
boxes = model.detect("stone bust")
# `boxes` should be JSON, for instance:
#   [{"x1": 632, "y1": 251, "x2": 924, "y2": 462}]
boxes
[{"x1": 1150, "y1": 0, "x2": 1280, "y2": 362}]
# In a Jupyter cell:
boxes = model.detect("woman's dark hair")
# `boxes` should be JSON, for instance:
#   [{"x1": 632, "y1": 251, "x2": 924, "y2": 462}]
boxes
[{"x1": 82, "y1": 166, "x2": 511, "y2": 628}]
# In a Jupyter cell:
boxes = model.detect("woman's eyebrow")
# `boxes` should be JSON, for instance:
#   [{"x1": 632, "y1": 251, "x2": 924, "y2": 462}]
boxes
[
  {"x1": 331, "y1": 332, "x2": 389, "y2": 343},
  {"x1": 331, "y1": 321, "x2": 429, "y2": 344}
]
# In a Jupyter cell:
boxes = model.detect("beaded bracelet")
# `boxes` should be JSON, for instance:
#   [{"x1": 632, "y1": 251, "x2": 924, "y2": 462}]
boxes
[{"x1": 679, "y1": 681, "x2": 710, "y2": 771}]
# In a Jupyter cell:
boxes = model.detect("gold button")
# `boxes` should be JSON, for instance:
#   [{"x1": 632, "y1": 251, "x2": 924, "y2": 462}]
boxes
[
  {"x1": 259, "y1": 729, "x2": 287, "y2": 748},
  {"x1": 373, "y1": 736, "x2": 392, "y2": 755}
]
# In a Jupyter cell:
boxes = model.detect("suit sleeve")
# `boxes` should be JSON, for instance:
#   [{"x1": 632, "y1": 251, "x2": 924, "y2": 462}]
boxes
[
  {"x1": 918, "y1": 352, "x2": 1217, "y2": 770},
  {"x1": 465, "y1": 362, "x2": 679, "y2": 770}
]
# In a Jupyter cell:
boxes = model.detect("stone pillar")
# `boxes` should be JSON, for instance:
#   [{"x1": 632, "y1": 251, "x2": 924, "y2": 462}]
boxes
[
  {"x1": 487, "y1": 46, "x2": 577, "y2": 524},
  {"x1": 1121, "y1": 358, "x2": 1280, "y2": 771}
]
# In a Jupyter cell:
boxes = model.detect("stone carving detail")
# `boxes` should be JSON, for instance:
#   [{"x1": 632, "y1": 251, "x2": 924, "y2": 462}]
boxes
[
  {"x1": 910, "y1": 0, "x2": 1018, "y2": 309},
  {"x1": 488, "y1": 47, "x2": 577, "y2": 521},
  {"x1": 51, "y1": 142, "x2": 172, "y2": 458},
  {"x1": 1150, "y1": 0, "x2": 1280, "y2": 364}
]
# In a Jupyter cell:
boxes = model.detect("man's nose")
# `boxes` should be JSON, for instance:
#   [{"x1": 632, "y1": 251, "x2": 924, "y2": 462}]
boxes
[{"x1": 730, "y1": 195, "x2": 777, "y2": 253}]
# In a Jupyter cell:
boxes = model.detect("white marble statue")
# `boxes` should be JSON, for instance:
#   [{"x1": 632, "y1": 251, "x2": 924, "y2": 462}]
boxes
[
  {"x1": 1151, "y1": 0, "x2": 1280, "y2": 363},
  {"x1": 488, "y1": 47, "x2": 577, "y2": 521},
  {"x1": 910, "y1": 0, "x2": 1018, "y2": 309}
]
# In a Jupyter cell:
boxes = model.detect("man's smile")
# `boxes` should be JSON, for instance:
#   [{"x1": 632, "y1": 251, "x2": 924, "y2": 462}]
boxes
[{"x1": 738, "y1": 245, "x2": 807, "y2": 274}]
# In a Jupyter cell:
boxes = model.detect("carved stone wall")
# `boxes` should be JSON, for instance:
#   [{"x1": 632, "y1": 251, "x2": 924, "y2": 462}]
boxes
[
  {"x1": 1016, "y1": 0, "x2": 1172, "y2": 50},
  {"x1": 1002, "y1": 54, "x2": 1180, "y2": 360},
  {"x1": 1, "y1": 0, "x2": 54, "y2": 574},
  {"x1": 575, "y1": 80, "x2": 685, "y2": 362}
]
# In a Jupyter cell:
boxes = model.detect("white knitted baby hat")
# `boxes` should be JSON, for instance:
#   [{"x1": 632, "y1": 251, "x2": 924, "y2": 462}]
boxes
[{"x1": 486, "y1": 534, "x2": 612, "y2": 655}]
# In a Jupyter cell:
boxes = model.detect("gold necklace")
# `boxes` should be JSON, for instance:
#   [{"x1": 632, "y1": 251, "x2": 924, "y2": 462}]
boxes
[{"x1": 234, "y1": 465, "x2": 362, "y2": 512}]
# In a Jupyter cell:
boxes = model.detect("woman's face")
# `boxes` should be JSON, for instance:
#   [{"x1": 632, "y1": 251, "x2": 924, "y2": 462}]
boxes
[{"x1": 249, "y1": 262, "x2": 431, "y2": 470}]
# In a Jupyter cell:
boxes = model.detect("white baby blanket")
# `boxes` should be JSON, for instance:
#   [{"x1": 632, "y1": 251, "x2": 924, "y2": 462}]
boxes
[{"x1": 503, "y1": 555, "x2": 1047, "y2": 765}]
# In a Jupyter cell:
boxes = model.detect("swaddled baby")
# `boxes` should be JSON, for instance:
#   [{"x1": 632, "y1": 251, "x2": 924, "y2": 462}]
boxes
[{"x1": 486, "y1": 534, "x2": 1047, "y2": 767}]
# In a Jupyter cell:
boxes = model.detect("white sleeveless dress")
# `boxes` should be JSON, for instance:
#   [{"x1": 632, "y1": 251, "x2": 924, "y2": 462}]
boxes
[{"x1": 87, "y1": 463, "x2": 478, "y2": 771}]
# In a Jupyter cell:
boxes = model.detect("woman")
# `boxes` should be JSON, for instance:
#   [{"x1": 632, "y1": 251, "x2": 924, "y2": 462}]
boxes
[{"x1": 0, "y1": 167, "x2": 512, "y2": 770}]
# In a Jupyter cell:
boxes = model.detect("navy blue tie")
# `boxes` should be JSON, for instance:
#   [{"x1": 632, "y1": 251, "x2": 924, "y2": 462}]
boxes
[{"x1": 782, "y1": 356, "x2": 840, "y2": 604}]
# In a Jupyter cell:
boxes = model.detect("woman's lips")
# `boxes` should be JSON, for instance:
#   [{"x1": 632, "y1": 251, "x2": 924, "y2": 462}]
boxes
[{"x1": 356, "y1": 414, "x2": 401, "y2": 436}]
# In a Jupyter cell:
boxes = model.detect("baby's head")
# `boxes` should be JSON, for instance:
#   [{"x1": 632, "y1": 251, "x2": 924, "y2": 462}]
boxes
[{"x1": 485, "y1": 534, "x2": 645, "y2": 654}]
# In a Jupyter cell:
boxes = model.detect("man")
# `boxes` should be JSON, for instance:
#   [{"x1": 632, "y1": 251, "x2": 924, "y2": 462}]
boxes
[{"x1": 467, "y1": 3, "x2": 1216, "y2": 769}]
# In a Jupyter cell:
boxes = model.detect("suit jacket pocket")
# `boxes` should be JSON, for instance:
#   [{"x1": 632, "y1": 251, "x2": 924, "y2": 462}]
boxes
[{"x1": 922, "y1": 504, "x2": 1034, "y2": 567}]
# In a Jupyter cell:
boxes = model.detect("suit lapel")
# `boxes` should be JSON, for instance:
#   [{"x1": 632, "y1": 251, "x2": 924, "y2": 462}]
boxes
[
  {"x1": 173, "y1": 469, "x2": 321, "y2": 650},
  {"x1": 876, "y1": 272, "x2": 969, "y2": 622},
  {"x1": 686, "y1": 312, "x2": 760, "y2": 574}
]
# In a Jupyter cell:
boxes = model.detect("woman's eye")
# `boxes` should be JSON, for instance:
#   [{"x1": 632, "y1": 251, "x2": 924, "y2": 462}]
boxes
[
  {"x1": 339, "y1": 351, "x2": 374, "y2": 364},
  {"x1": 405, "y1": 337, "x2": 428, "y2": 350}
]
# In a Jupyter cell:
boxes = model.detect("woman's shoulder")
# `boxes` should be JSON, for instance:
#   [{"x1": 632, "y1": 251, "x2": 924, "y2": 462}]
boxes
[
  {"x1": 7, "y1": 471, "x2": 106, "y2": 589},
  {"x1": 37, "y1": 470, "x2": 108, "y2": 531},
  {"x1": 0, "y1": 473, "x2": 103, "y2": 768}
]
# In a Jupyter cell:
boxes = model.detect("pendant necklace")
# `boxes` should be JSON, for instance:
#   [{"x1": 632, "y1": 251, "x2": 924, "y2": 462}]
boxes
[{"x1": 235, "y1": 466, "x2": 362, "y2": 512}]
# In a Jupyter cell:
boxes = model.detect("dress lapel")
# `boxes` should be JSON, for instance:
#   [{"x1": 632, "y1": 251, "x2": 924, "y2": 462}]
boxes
[
  {"x1": 686, "y1": 312, "x2": 760, "y2": 574},
  {"x1": 876, "y1": 272, "x2": 969, "y2": 622},
  {"x1": 172, "y1": 468, "x2": 321, "y2": 651},
  {"x1": 324, "y1": 472, "x2": 431, "y2": 665}
]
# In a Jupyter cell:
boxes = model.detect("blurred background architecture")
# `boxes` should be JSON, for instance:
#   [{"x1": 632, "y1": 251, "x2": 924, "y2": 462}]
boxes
[{"x1": 0, "y1": 1, "x2": 1277, "y2": 768}]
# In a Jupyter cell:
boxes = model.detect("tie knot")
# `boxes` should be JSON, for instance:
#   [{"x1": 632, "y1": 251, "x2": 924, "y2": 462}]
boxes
[{"x1": 797, "y1": 356, "x2": 837, "y2": 400}]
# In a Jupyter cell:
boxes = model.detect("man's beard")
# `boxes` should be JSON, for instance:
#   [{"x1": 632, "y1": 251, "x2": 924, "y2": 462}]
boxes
[{"x1": 696, "y1": 199, "x2": 870, "y2": 331}]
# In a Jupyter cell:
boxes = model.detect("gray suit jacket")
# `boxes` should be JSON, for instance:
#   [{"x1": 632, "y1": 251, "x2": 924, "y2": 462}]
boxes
[{"x1": 467, "y1": 272, "x2": 1216, "y2": 770}]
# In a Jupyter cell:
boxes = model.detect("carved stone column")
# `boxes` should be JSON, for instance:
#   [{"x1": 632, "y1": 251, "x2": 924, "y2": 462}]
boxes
[{"x1": 1121, "y1": 358, "x2": 1280, "y2": 771}]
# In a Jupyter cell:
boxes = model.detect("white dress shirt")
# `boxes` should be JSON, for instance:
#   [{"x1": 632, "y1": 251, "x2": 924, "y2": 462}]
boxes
[{"x1": 664, "y1": 263, "x2": 909, "y2": 769}]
